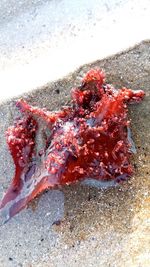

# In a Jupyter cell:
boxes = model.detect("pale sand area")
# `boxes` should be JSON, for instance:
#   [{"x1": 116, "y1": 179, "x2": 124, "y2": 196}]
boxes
[{"x1": 0, "y1": 0, "x2": 150, "y2": 101}]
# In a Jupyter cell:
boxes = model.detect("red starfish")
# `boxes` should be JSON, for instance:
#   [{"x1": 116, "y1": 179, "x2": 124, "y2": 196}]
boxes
[{"x1": 0, "y1": 69, "x2": 145, "y2": 222}]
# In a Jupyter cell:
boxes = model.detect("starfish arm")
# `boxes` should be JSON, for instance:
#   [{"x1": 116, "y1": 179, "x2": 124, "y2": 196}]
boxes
[{"x1": 17, "y1": 99, "x2": 71, "y2": 125}]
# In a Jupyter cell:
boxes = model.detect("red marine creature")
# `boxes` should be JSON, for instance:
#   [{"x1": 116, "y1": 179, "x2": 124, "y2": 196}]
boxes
[{"x1": 0, "y1": 69, "x2": 144, "y2": 222}]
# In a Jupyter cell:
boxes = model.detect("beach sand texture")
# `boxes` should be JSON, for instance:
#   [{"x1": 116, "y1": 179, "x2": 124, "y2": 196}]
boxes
[{"x1": 0, "y1": 41, "x2": 150, "y2": 267}]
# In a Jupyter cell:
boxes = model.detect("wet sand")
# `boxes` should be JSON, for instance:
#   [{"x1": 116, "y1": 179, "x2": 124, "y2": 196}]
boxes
[{"x1": 0, "y1": 41, "x2": 150, "y2": 267}]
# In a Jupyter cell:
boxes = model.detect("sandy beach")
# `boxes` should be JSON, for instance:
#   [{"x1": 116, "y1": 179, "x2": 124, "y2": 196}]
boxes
[{"x1": 0, "y1": 41, "x2": 150, "y2": 267}]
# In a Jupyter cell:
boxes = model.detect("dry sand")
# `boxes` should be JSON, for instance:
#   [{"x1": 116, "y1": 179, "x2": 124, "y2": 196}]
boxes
[{"x1": 0, "y1": 41, "x2": 150, "y2": 267}]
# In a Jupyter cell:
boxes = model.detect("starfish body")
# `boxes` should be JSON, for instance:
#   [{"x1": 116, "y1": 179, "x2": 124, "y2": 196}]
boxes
[{"x1": 0, "y1": 69, "x2": 145, "y2": 222}]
